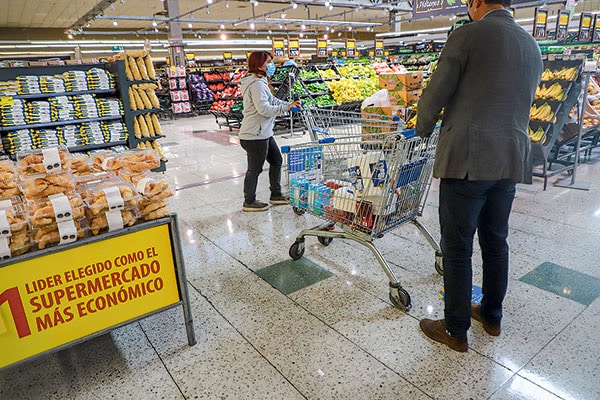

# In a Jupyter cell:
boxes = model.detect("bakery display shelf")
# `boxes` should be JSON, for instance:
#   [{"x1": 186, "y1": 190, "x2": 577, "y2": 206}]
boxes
[{"x1": 0, "y1": 115, "x2": 123, "y2": 132}]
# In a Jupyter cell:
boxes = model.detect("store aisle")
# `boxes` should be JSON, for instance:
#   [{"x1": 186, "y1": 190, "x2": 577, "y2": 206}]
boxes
[{"x1": 1, "y1": 115, "x2": 599, "y2": 400}]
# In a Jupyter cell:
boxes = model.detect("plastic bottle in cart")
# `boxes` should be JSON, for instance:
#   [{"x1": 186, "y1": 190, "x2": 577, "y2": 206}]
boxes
[{"x1": 290, "y1": 177, "x2": 300, "y2": 207}]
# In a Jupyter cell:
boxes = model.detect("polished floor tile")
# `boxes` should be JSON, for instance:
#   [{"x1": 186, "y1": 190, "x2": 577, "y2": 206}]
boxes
[
  {"x1": 256, "y1": 258, "x2": 335, "y2": 295},
  {"x1": 2, "y1": 115, "x2": 600, "y2": 400},
  {"x1": 519, "y1": 261, "x2": 600, "y2": 306}
]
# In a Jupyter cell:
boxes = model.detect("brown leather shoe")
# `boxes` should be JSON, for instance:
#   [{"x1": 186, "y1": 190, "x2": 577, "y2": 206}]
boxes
[
  {"x1": 419, "y1": 319, "x2": 468, "y2": 352},
  {"x1": 471, "y1": 304, "x2": 501, "y2": 336}
]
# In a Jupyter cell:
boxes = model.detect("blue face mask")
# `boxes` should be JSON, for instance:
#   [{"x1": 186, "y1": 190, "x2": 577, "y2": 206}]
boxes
[{"x1": 265, "y1": 62, "x2": 276, "y2": 77}]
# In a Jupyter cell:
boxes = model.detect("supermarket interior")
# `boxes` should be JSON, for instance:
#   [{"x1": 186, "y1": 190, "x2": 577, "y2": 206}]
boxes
[{"x1": 1, "y1": 0, "x2": 600, "y2": 399}]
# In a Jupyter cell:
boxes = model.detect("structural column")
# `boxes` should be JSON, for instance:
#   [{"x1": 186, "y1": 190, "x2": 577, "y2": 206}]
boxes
[{"x1": 165, "y1": 0, "x2": 186, "y2": 67}]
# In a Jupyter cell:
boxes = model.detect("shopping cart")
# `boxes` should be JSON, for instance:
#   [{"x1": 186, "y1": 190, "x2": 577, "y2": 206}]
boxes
[
  {"x1": 299, "y1": 107, "x2": 407, "y2": 143},
  {"x1": 282, "y1": 111, "x2": 441, "y2": 312}
]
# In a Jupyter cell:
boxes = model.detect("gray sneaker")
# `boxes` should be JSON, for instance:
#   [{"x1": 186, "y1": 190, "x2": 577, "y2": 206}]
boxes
[{"x1": 243, "y1": 201, "x2": 269, "y2": 212}]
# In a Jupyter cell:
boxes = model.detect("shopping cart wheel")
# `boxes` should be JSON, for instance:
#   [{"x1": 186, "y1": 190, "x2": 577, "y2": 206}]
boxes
[
  {"x1": 289, "y1": 241, "x2": 305, "y2": 260},
  {"x1": 389, "y1": 287, "x2": 412, "y2": 311},
  {"x1": 317, "y1": 236, "x2": 333, "y2": 246},
  {"x1": 293, "y1": 207, "x2": 305, "y2": 215},
  {"x1": 434, "y1": 250, "x2": 443, "y2": 275}
]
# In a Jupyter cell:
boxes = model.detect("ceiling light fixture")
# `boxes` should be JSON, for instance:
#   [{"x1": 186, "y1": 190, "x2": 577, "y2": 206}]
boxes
[
  {"x1": 292, "y1": 2, "x2": 298, "y2": 9},
  {"x1": 299, "y1": 32, "x2": 304, "y2": 38},
  {"x1": 324, "y1": 1, "x2": 330, "y2": 7},
  {"x1": 221, "y1": 33, "x2": 227, "y2": 40},
  {"x1": 152, "y1": 21, "x2": 157, "y2": 27},
  {"x1": 188, "y1": 23, "x2": 193, "y2": 28},
  {"x1": 329, "y1": 5, "x2": 333, "y2": 11},
  {"x1": 220, "y1": 24, "x2": 225, "y2": 29},
  {"x1": 249, "y1": 22, "x2": 255, "y2": 29},
  {"x1": 67, "y1": 33, "x2": 74, "y2": 39},
  {"x1": 324, "y1": 33, "x2": 328, "y2": 39},
  {"x1": 226, "y1": 0, "x2": 230, "y2": 7},
  {"x1": 112, "y1": 20, "x2": 118, "y2": 26},
  {"x1": 337, "y1": 32, "x2": 341, "y2": 37},
  {"x1": 301, "y1": 24, "x2": 306, "y2": 30},
  {"x1": 207, "y1": 0, "x2": 213, "y2": 4},
  {"x1": 281, "y1": 13, "x2": 286, "y2": 18}
]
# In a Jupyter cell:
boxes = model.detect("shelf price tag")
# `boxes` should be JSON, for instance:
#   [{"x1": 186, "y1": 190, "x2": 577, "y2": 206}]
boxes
[
  {"x1": 578, "y1": 12, "x2": 593, "y2": 42},
  {"x1": 555, "y1": 10, "x2": 570, "y2": 41},
  {"x1": 272, "y1": 37, "x2": 285, "y2": 58},
  {"x1": 0, "y1": 97, "x2": 13, "y2": 107},
  {"x1": 346, "y1": 39, "x2": 356, "y2": 58},
  {"x1": 288, "y1": 38, "x2": 300, "y2": 59},
  {"x1": 375, "y1": 39, "x2": 384, "y2": 57},
  {"x1": 533, "y1": 8, "x2": 548, "y2": 40},
  {"x1": 317, "y1": 38, "x2": 328, "y2": 58}
]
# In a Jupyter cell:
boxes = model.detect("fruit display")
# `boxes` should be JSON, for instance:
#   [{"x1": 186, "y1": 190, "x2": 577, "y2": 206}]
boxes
[
  {"x1": 535, "y1": 83, "x2": 566, "y2": 101},
  {"x1": 210, "y1": 99, "x2": 235, "y2": 112},
  {"x1": 356, "y1": 76, "x2": 378, "y2": 99},
  {"x1": 203, "y1": 71, "x2": 231, "y2": 82},
  {"x1": 327, "y1": 77, "x2": 362, "y2": 104},
  {"x1": 541, "y1": 66, "x2": 579, "y2": 81},
  {"x1": 312, "y1": 94, "x2": 337, "y2": 107},
  {"x1": 318, "y1": 68, "x2": 340, "y2": 80},
  {"x1": 217, "y1": 85, "x2": 241, "y2": 99},
  {"x1": 528, "y1": 125, "x2": 546, "y2": 143},
  {"x1": 230, "y1": 70, "x2": 247, "y2": 83},
  {"x1": 590, "y1": 98, "x2": 600, "y2": 114},
  {"x1": 230, "y1": 99, "x2": 243, "y2": 113},
  {"x1": 304, "y1": 81, "x2": 329, "y2": 94},
  {"x1": 336, "y1": 64, "x2": 375, "y2": 78},
  {"x1": 299, "y1": 68, "x2": 321, "y2": 80},
  {"x1": 291, "y1": 81, "x2": 308, "y2": 96},
  {"x1": 530, "y1": 103, "x2": 554, "y2": 122}
]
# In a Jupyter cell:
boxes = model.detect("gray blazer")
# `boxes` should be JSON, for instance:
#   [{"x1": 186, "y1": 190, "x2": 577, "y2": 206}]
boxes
[{"x1": 416, "y1": 9, "x2": 543, "y2": 183}]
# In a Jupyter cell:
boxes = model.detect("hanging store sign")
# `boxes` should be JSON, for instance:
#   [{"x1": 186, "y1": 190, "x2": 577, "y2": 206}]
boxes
[
  {"x1": 288, "y1": 38, "x2": 300, "y2": 58},
  {"x1": 509, "y1": 7, "x2": 515, "y2": 17},
  {"x1": 555, "y1": 10, "x2": 570, "y2": 41},
  {"x1": 272, "y1": 37, "x2": 285, "y2": 57},
  {"x1": 577, "y1": 12, "x2": 593, "y2": 41},
  {"x1": 0, "y1": 224, "x2": 181, "y2": 369},
  {"x1": 223, "y1": 52, "x2": 232, "y2": 63},
  {"x1": 412, "y1": 0, "x2": 467, "y2": 20},
  {"x1": 375, "y1": 39, "x2": 384, "y2": 57},
  {"x1": 317, "y1": 38, "x2": 328, "y2": 58},
  {"x1": 533, "y1": 8, "x2": 548, "y2": 40},
  {"x1": 346, "y1": 39, "x2": 356, "y2": 58},
  {"x1": 593, "y1": 15, "x2": 600, "y2": 43}
]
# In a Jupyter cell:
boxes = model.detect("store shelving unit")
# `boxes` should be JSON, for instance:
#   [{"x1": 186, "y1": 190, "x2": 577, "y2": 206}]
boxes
[
  {"x1": 530, "y1": 59, "x2": 584, "y2": 189},
  {"x1": 0, "y1": 62, "x2": 130, "y2": 156}
]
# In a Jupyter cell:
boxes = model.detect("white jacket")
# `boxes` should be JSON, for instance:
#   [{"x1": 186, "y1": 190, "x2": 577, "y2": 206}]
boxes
[{"x1": 238, "y1": 73, "x2": 289, "y2": 140}]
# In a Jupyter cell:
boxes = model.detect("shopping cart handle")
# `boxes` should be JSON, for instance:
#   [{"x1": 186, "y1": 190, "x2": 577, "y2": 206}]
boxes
[
  {"x1": 290, "y1": 107, "x2": 301, "y2": 113},
  {"x1": 281, "y1": 145, "x2": 290, "y2": 154},
  {"x1": 318, "y1": 137, "x2": 335, "y2": 144}
]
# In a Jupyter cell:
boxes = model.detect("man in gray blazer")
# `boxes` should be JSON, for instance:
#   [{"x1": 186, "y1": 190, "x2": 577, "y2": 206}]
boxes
[{"x1": 416, "y1": 0, "x2": 543, "y2": 352}]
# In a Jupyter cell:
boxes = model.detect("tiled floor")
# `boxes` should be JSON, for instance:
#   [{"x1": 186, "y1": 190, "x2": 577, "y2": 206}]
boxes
[{"x1": 1, "y1": 115, "x2": 600, "y2": 400}]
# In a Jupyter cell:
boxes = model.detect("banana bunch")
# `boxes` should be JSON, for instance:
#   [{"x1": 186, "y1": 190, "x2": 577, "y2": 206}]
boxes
[
  {"x1": 541, "y1": 66, "x2": 579, "y2": 81},
  {"x1": 528, "y1": 125, "x2": 545, "y2": 143},
  {"x1": 530, "y1": 103, "x2": 554, "y2": 122},
  {"x1": 405, "y1": 114, "x2": 417, "y2": 129},
  {"x1": 535, "y1": 83, "x2": 565, "y2": 101}
]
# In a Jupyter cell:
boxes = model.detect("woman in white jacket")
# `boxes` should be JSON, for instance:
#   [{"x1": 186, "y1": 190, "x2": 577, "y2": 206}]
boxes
[{"x1": 239, "y1": 51, "x2": 300, "y2": 212}]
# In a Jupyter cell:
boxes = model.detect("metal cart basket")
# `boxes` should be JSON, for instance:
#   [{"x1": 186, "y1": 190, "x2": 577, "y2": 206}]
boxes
[{"x1": 282, "y1": 109, "x2": 442, "y2": 311}]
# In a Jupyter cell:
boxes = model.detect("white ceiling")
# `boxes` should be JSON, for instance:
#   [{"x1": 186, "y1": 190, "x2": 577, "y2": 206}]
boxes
[{"x1": 0, "y1": 0, "x2": 598, "y2": 61}]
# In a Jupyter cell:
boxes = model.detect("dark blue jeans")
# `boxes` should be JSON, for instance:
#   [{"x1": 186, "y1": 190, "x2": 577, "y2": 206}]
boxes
[
  {"x1": 240, "y1": 137, "x2": 283, "y2": 204},
  {"x1": 439, "y1": 178, "x2": 517, "y2": 339}
]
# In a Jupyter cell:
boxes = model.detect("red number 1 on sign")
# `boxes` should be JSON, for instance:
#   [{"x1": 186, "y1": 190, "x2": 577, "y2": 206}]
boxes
[{"x1": 0, "y1": 287, "x2": 32, "y2": 338}]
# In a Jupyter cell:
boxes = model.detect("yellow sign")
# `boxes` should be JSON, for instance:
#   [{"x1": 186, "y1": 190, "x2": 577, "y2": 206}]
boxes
[
  {"x1": 537, "y1": 12, "x2": 547, "y2": 24},
  {"x1": 317, "y1": 39, "x2": 328, "y2": 57},
  {"x1": 186, "y1": 53, "x2": 195, "y2": 60},
  {"x1": 375, "y1": 39, "x2": 384, "y2": 57},
  {"x1": 272, "y1": 37, "x2": 285, "y2": 57},
  {"x1": 346, "y1": 39, "x2": 356, "y2": 57},
  {"x1": 223, "y1": 52, "x2": 232, "y2": 63},
  {"x1": 559, "y1": 14, "x2": 569, "y2": 25},
  {"x1": 0, "y1": 224, "x2": 180, "y2": 369},
  {"x1": 581, "y1": 15, "x2": 591, "y2": 28},
  {"x1": 288, "y1": 38, "x2": 300, "y2": 58}
]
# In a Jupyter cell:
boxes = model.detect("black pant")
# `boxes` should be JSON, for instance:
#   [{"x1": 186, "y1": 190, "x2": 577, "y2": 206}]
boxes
[
  {"x1": 240, "y1": 137, "x2": 283, "y2": 204},
  {"x1": 439, "y1": 178, "x2": 516, "y2": 339}
]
